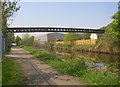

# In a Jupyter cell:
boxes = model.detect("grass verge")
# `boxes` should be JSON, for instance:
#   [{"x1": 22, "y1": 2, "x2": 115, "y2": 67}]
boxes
[
  {"x1": 2, "y1": 57, "x2": 23, "y2": 85},
  {"x1": 23, "y1": 46, "x2": 119, "y2": 85}
]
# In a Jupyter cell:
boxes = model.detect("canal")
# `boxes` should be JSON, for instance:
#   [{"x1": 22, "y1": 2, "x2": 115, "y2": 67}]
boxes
[{"x1": 46, "y1": 47, "x2": 119, "y2": 84}]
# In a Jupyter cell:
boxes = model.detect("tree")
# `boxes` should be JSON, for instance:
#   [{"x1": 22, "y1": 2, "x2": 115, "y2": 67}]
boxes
[
  {"x1": 96, "y1": 9, "x2": 120, "y2": 52},
  {"x1": 64, "y1": 33, "x2": 80, "y2": 41},
  {"x1": 16, "y1": 36, "x2": 21, "y2": 46},
  {"x1": 30, "y1": 36, "x2": 34, "y2": 46},
  {"x1": 5, "y1": 32, "x2": 14, "y2": 51},
  {"x1": 2, "y1": 1, "x2": 20, "y2": 51},
  {"x1": 118, "y1": 1, "x2": 120, "y2": 10},
  {"x1": 83, "y1": 33, "x2": 90, "y2": 40},
  {"x1": 21, "y1": 34, "x2": 34, "y2": 46},
  {"x1": 64, "y1": 33, "x2": 80, "y2": 45}
]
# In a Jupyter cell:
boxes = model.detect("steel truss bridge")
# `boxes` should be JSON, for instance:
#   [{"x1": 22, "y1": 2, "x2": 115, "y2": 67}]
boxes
[{"x1": 7, "y1": 27, "x2": 105, "y2": 33}]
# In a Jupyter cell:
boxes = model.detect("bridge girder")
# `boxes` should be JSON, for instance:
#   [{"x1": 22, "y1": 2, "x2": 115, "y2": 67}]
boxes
[{"x1": 7, "y1": 27, "x2": 105, "y2": 34}]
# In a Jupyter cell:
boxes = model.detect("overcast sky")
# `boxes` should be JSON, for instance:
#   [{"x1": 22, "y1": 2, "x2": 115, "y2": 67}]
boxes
[{"x1": 11, "y1": 2, "x2": 118, "y2": 36}]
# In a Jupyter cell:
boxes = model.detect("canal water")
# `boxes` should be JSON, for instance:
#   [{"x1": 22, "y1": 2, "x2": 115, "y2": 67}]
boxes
[
  {"x1": 37, "y1": 45, "x2": 119, "y2": 84},
  {"x1": 47, "y1": 48, "x2": 119, "y2": 76}
]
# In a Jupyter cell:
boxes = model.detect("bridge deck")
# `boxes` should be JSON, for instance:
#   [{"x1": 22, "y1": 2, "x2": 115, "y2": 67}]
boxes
[{"x1": 7, "y1": 27, "x2": 105, "y2": 33}]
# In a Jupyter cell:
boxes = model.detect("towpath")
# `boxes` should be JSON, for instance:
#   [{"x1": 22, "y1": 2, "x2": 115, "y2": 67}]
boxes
[{"x1": 6, "y1": 46, "x2": 86, "y2": 86}]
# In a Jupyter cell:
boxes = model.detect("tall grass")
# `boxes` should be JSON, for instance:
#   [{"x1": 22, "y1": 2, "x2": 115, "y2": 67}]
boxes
[
  {"x1": 23, "y1": 46, "x2": 119, "y2": 85},
  {"x1": 2, "y1": 57, "x2": 23, "y2": 85}
]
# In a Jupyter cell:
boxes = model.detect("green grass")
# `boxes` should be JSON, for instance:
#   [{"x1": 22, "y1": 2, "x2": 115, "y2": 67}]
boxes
[
  {"x1": 2, "y1": 57, "x2": 23, "y2": 85},
  {"x1": 23, "y1": 46, "x2": 119, "y2": 85}
]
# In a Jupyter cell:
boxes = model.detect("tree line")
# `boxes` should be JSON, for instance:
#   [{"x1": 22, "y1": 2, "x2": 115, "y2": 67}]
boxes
[
  {"x1": 96, "y1": 6, "x2": 120, "y2": 52},
  {"x1": 16, "y1": 34, "x2": 34, "y2": 46}
]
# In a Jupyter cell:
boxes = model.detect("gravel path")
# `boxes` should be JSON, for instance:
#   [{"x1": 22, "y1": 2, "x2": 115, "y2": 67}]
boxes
[{"x1": 6, "y1": 46, "x2": 86, "y2": 86}]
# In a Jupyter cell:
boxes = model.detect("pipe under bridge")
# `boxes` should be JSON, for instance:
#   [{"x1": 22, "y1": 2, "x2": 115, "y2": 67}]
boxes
[{"x1": 7, "y1": 27, "x2": 105, "y2": 33}]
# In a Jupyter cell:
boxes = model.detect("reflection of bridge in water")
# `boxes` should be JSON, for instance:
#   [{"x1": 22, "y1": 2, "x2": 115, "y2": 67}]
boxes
[{"x1": 7, "y1": 27, "x2": 105, "y2": 33}]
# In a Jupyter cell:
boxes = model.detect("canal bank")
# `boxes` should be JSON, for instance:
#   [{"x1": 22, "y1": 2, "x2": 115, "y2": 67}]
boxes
[
  {"x1": 53, "y1": 44, "x2": 120, "y2": 55},
  {"x1": 23, "y1": 46, "x2": 119, "y2": 85}
]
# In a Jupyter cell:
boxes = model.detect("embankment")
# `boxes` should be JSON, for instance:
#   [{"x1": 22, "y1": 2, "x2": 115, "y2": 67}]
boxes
[{"x1": 53, "y1": 44, "x2": 120, "y2": 55}]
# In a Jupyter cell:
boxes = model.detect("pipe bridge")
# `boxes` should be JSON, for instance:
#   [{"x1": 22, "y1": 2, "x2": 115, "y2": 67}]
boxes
[{"x1": 7, "y1": 27, "x2": 105, "y2": 33}]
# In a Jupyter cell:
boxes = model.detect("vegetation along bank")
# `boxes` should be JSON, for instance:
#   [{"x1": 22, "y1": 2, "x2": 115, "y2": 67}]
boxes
[{"x1": 23, "y1": 46, "x2": 119, "y2": 85}]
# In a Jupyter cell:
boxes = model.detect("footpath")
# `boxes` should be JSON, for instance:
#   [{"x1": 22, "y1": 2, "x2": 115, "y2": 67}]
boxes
[{"x1": 6, "y1": 46, "x2": 85, "y2": 85}]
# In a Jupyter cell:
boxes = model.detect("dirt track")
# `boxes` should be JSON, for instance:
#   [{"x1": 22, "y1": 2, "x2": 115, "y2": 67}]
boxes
[{"x1": 6, "y1": 46, "x2": 86, "y2": 86}]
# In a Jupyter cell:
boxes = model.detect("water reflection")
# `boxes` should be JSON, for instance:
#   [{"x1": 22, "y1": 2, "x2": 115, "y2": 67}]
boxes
[
  {"x1": 47, "y1": 48, "x2": 119, "y2": 73},
  {"x1": 52, "y1": 49, "x2": 119, "y2": 63}
]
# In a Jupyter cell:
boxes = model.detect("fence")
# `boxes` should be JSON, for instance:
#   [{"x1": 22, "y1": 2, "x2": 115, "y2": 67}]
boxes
[{"x1": 55, "y1": 39, "x2": 97, "y2": 45}]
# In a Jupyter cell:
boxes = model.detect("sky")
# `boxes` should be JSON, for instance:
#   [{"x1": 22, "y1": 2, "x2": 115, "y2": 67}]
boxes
[{"x1": 10, "y1": 2, "x2": 118, "y2": 36}]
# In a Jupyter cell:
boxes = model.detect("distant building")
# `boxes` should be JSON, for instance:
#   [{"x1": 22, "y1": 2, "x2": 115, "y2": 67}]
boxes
[
  {"x1": 34, "y1": 32, "x2": 64, "y2": 44},
  {"x1": 90, "y1": 33, "x2": 103, "y2": 40}
]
